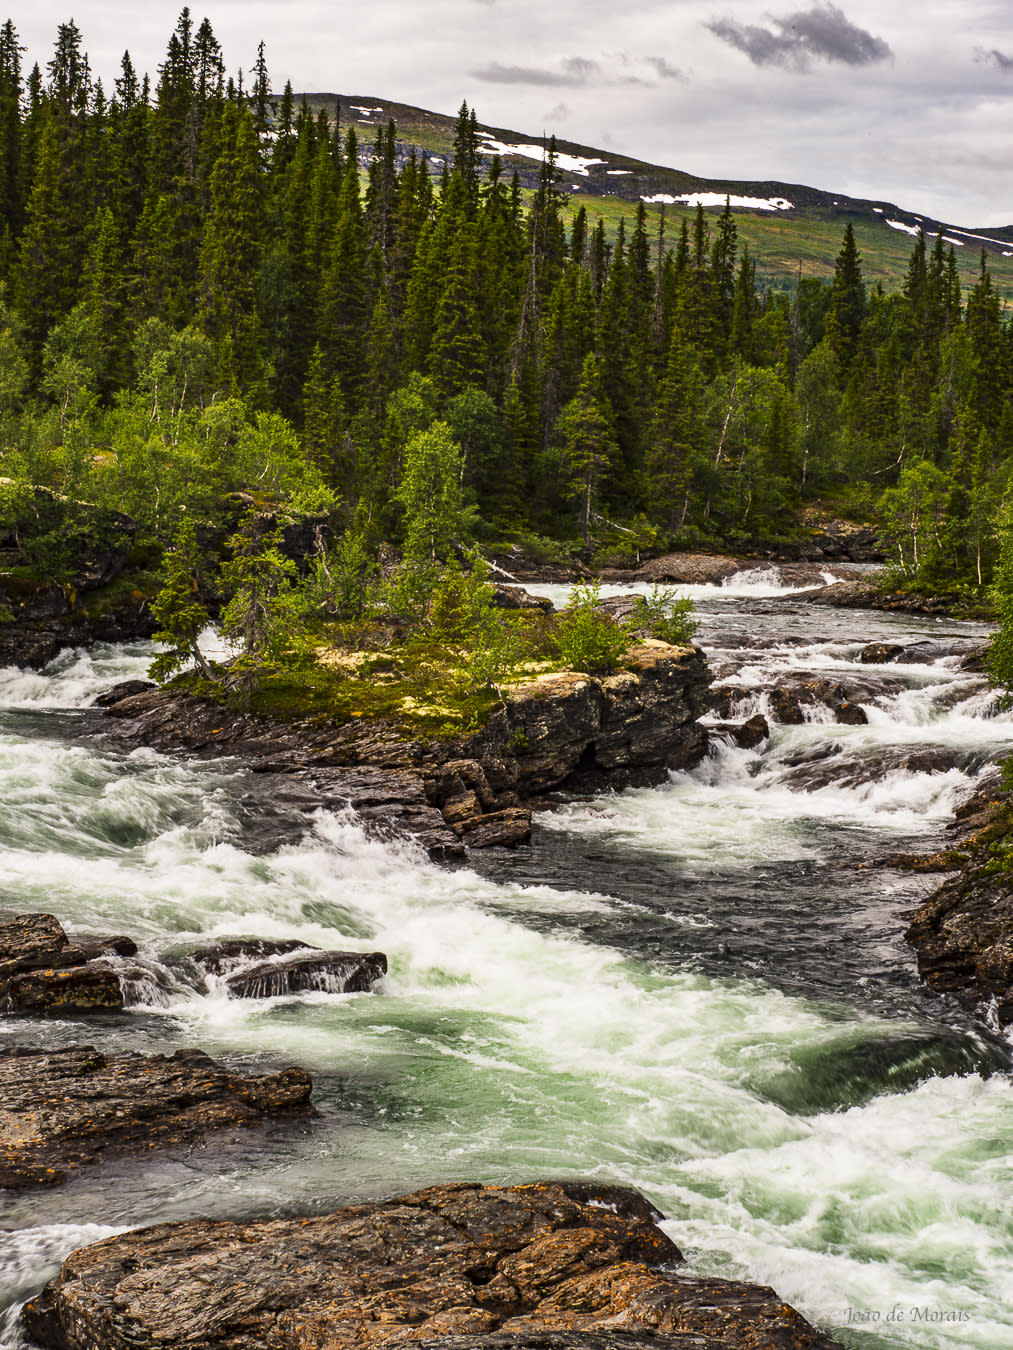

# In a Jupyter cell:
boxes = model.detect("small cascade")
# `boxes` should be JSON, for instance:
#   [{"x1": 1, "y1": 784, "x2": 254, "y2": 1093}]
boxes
[
  {"x1": 108, "y1": 955, "x2": 192, "y2": 1009},
  {"x1": 222, "y1": 949, "x2": 388, "y2": 999}
]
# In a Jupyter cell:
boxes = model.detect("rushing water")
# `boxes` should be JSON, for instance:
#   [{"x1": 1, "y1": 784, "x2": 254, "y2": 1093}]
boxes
[{"x1": 2, "y1": 578, "x2": 1013, "y2": 1350}]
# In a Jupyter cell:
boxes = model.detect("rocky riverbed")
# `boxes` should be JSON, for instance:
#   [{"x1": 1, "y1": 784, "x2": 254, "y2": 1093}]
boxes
[{"x1": 3, "y1": 561, "x2": 1013, "y2": 1350}]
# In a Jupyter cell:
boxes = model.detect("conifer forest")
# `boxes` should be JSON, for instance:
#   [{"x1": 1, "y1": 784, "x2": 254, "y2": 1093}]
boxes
[{"x1": 1, "y1": 11, "x2": 1011, "y2": 621}]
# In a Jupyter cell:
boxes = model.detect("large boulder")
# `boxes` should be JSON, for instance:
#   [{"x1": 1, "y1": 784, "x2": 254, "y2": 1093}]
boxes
[
  {"x1": 0, "y1": 912, "x2": 136, "y2": 1015},
  {"x1": 0, "y1": 1044, "x2": 312, "y2": 1189},
  {"x1": 22, "y1": 1180, "x2": 843, "y2": 1349}
]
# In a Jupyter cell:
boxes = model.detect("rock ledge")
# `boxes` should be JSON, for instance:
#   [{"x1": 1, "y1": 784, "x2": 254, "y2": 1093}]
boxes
[{"x1": 22, "y1": 1180, "x2": 842, "y2": 1350}]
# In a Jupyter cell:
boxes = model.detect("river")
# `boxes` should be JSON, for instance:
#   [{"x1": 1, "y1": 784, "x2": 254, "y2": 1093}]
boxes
[{"x1": 1, "y1": 573, "x2": 1012, "y2": 1350}]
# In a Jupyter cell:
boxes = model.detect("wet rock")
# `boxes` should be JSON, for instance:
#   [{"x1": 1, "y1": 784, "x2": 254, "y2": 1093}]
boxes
[
  {"x1": 0, "y1": 1044, "x2": 313, "y2": 1189},
  {"x1": 732, "y1": 714, "x2": 769, "y2": 749},
  {"x1": 710, "y1": 716, "x2": 770, "y2": 750},
  {"x1": 92, "y1": 678, "x2": 156, "y2": 705},
  {"x1": 860, "y1": 642, "x2": 905, "y2": 664},
  {"x1": 766, "y1": 688, "x2": 804, "y2": 724},
  {"x1": 22, "y1": 1180, "x2": 842, "y2": 1349},
  {"x1": 224, "y1": 949, "x2": 388, "y2": 998},
  {"x1": 0, "y1": 913, "x2": 132, "y2": 1014},
  {"x1": 4, "y1": 964, "x2": 123, "y2": 1014},
  {"x1": 0, "y1": 912, "x2": 71, "y2": 969},
  {"x1": 833, "y1": 702, "x2": 868, "y2": 726},
  {"x1": 765, "y1": 679, "x2": 868, "y2": 727},
  {"x1": 707, "y1": 685, "x2": 739, "y2": 718},
  {"x1": 192, "y1": 937, "x2": 314, "y2": 975},
  {"x1": 461, "y1": 807, "x2": 533, "y2": 848}
]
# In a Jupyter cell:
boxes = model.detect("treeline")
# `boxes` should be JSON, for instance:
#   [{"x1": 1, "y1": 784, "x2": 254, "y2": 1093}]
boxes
[{"x1": 1, "y1": 10, "x2": 1012, "y2": 587}]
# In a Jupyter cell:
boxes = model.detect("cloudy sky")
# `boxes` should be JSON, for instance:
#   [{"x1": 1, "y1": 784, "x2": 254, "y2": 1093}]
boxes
[{"x1": 16, "y1": 1, "x2": 1013, "y2": 226}]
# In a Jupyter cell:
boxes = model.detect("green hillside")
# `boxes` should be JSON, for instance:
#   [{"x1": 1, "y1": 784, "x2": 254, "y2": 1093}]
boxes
[{"x1": 302, "y1": 91, "x2": 1013, "y2": 301}]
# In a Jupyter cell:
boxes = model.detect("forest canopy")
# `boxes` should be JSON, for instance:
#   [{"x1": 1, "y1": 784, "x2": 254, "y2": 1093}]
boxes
[{"x1": 0, "y1": 10, "x2": 1010, "y2": 600}]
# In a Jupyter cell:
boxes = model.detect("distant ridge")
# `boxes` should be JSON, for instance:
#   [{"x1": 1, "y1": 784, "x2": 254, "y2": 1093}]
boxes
[{"x1": 297, "y1": 91, "x2": 1013, "y2": 252}]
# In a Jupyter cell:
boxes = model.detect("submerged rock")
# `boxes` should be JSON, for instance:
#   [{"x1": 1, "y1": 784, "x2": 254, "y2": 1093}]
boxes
[
  {"x1": 22, "y1": 1179, "x2": 843, "y2": 1350},
  {"x1": 0, "y1": 1045, "x2": 313, "y2": 1189}
]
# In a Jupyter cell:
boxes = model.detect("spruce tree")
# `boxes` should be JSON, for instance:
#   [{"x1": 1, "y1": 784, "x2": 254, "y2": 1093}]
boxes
[
  {"x1": 825, "y1": 223, "x2": 866, "y2": 372},
  {"x1": 197, "y1": 103, "x2": 264, "y2": 391}
]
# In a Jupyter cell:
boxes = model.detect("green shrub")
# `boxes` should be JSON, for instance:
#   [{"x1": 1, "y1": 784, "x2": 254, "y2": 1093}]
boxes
[
  {"x1": 553, "y1": 581, "x2": 632, "y2": 673},
  {"x1": 627, "y1": 585, "x2": 698, "y2": 646}
]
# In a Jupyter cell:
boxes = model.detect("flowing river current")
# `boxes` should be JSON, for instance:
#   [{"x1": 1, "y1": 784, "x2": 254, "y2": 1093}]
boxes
[{"x1": 2, "y1": 572, "x2": 1013, "y2": 1350}]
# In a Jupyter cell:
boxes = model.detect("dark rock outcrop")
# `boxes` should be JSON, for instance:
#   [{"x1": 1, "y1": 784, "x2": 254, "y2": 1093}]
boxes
[
  {"x1": 22, "y1": 1179, "x2": 842, "y2": 1349},
  {"x1": 0, "y1": 1044, "x2": 313, "y2": 1189},
  {"x1": 95, "y1": 643, "x2": 711, "y2": 851},
  {"x1": 0, "y1": 912, "x2": 136, "y2": 1015},
  {"x1": 764, "y1": 679, "x2": 868, "y2": 727}
]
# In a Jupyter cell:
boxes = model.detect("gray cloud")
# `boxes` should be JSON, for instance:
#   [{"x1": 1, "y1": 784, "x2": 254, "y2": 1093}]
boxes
[
  {"x1": 472, "y1": 56, "x2": 600, "y2": 85},
  {"x1": 975, "y1": 46, "x2": 1013, "y2": 71},
  {"x1": 707, "y1": 3, "x2": 892, "y2": 71},
  {"x1": 646, "y1": 56, "x2": 685, "y2": 80}
]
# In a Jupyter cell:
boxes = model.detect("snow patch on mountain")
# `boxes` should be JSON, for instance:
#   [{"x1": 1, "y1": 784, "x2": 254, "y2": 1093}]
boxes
[
  {"x1": 886, "y1": 219, "x2": 920, "y2": 237},
  {"x1": 478, "y1": 134, "x2": 605, "y2": 176},
  {"x1": 945, "y1": 226, "x2": 1012, "y2": 249},
  {"x1": 641, "y1": 192, "x2": 792, "y2": 212}
]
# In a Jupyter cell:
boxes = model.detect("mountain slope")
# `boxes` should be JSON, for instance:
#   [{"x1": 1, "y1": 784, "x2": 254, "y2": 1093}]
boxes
[{"x1": 300, "y1": 92, "x2": 1013, "y2": 297}]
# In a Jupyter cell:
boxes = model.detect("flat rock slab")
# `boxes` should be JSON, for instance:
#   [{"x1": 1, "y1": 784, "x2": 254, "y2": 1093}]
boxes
[
  {"x1": 0, "y1": 1045, "x2": 312, "y2": 1189},
  {"x1": 22, "y1": 1180, "x2": 841, "y2": 1350}
]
